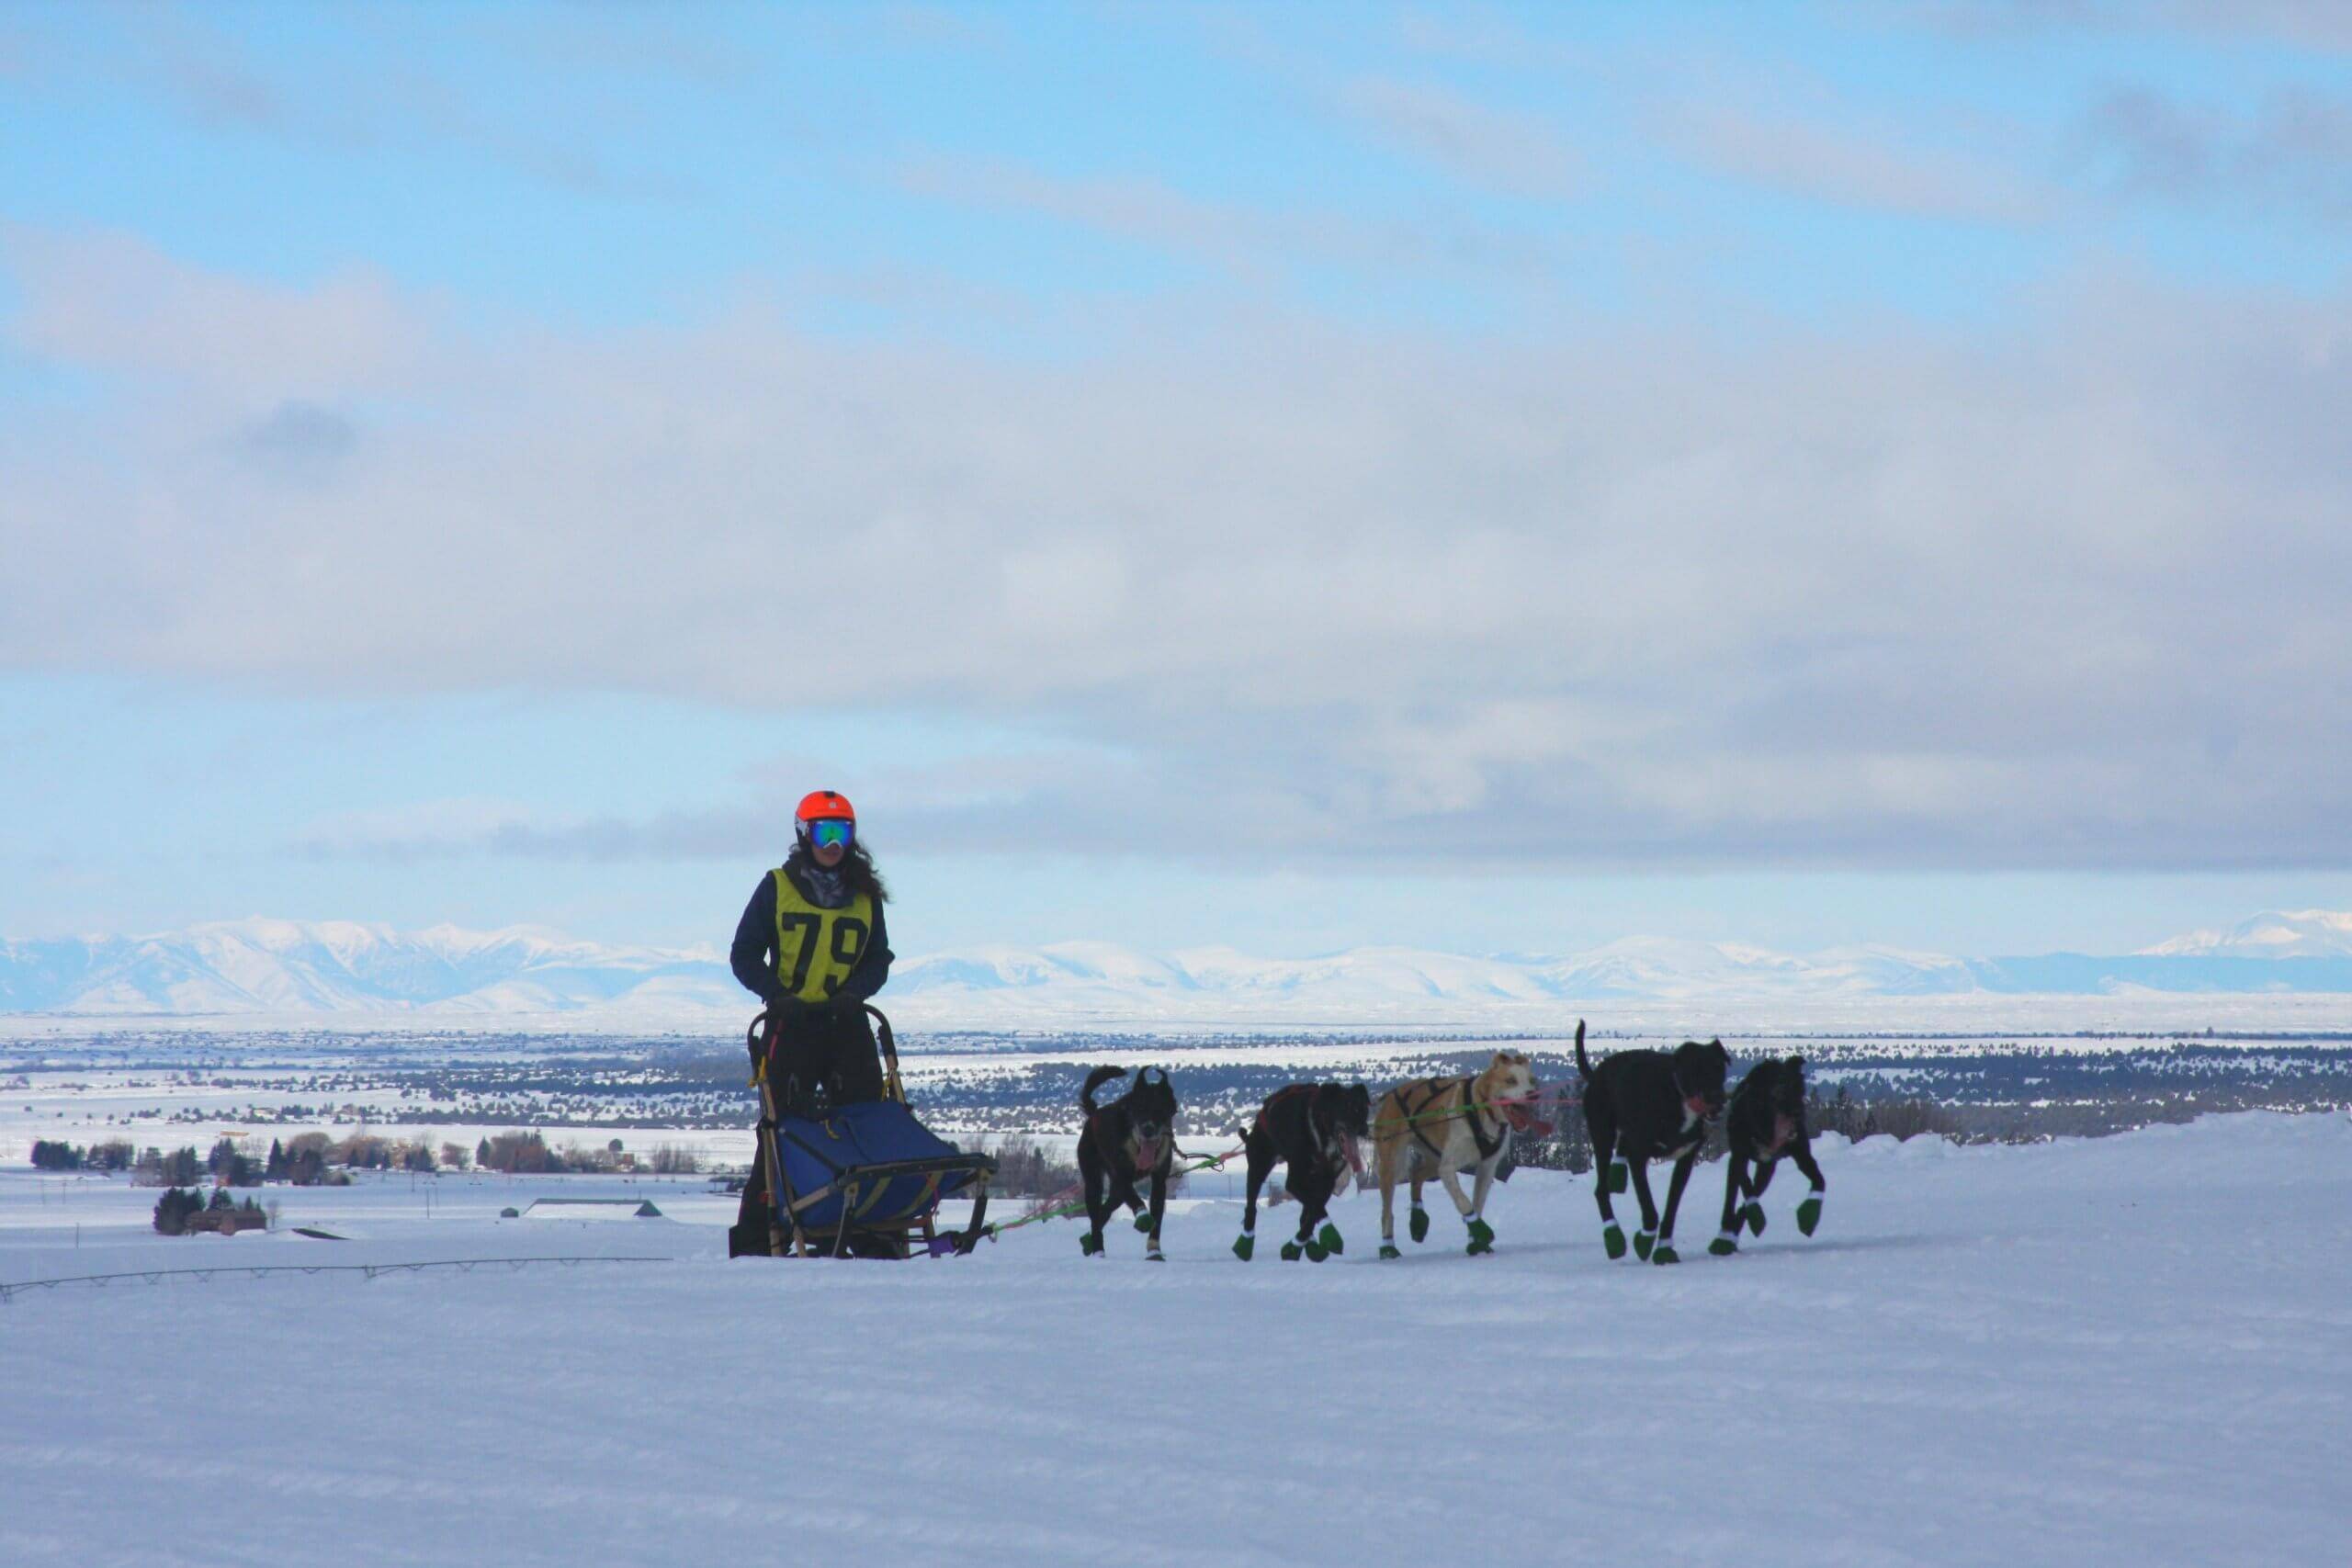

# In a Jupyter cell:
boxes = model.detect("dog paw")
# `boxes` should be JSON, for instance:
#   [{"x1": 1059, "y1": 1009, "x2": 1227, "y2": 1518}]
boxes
[
  {"x1": 1607, "y1": 1160, "x2": 1630, "y2": 1195},
  {"x1": 1317, "y1": 1223, "x2": 1344, "y2": 1256},
  {"x1": 1464, "y1": 1217, "x2": 1495, "y2": 1256},
  {"x1": 1743, "y1": 1201, "x2": 1767, "y2": 1235},
  {"x1": 1632, "y1": 1230, "x2": 1655, "y2": 1261},
  {"x1": 1408, "y1": 1208, "x2": 1430, "y2": 1244},
  {"x1": 1133, "y1": 1212, "x2": 1154, "y2": 1233},
  {"x1": 1145, "y1": 1247, "x2": 1166, "y2": 1263},
  {"x1": 1378, "y1": 1243, "x2": 1402, "y2": 1259},
  {"x1": 1650, "y1": 1242, "x2": 1680, "y2": 1265},
  {"x1": 1080, "y1": 1233, "x2": 1103, "y2": 1257},
  {"x1": 1602, "y1": 1223, "x2": 1626, "y2": 1259},
  {"x1": 1280, "y1": 1240, "x2": 1304, "y2": 1261},
  {"x1": 1305, "y1": 1238, "x2": 1329, "y2": 1262},
  {"x1": 1708, "y1": 1235, "x2": 1737, "y2": 1257},
  {"x1": 1797, "y1": 1193, "x2": 1823, "y2": 1235},
  {"x1": 1232, "y1": 1235, "x2": 1254, "y2": 1262}
]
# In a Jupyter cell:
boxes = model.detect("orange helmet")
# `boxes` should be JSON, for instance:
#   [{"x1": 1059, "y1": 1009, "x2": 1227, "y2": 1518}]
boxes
[{"x1": 795, "y1": 790, "x2": 855, "y2": 847}]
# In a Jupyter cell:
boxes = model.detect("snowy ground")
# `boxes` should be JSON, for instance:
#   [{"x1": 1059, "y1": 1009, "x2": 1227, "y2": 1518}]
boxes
[{"x1": 4, "y1": 1112, "x2": 2347, "y2": 1566}]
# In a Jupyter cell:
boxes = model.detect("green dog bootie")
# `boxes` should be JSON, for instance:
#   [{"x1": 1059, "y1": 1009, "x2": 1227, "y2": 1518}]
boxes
[
  {"x1": 1305, "y1": 1236, "x2": 1329, "y2": 1262},
  {"x1": 1408, "y1": 1207, "x2": 1430, "y2": 1244},
  {"x1": 1607, "y1": 1159, "x2": 1630, "y2": 1194},
  {"x1": 1232, "y1": 1234, "x2": 1254, "y2": 1261},
  {"x1": 1797, "y1": 1192, "x2": 1823, "y2": 1236},
  {"x1": 1465, "y1": 1216, "x2": 1496, "y2": 1256},
  {"x1": 1317, "y1": 1223, "x2": 1344, "y2": 1257},
  {"x1": 1133, "y1": 1211, "x2": 1153, "y2": 1233},
  {"x1": 1633, "y1": 1230, "x2": 1655, "y2": 1261},
  {"x1": 1379, "y1": 1242, "x2": 1402, "y2": 1259},
  {"x1": 1709, "y1": 1231, "x2": 1738, "y2": 1257},
  {"x1": 1280, "y1": 1239, "x2": 1303, "y2": 1261},
  {"x1": 1603, "y1": 1222, "x2": 1626, "y2": 1259},
  {"x1": 1081, "y1": 1232, "x2": 1102, "y2": 1257},
  {"x1": 1651, "y1": 1241, "x2": 1680, "y2": 1265},
  {"x1": 1743, "y1": 1200, "x2": 1767, "y2": 1236}
]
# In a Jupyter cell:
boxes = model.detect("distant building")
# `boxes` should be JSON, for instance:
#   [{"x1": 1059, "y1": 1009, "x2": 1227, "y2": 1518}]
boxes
[{"x1": 520, "y1": 1198, "x2": 663, "y2": 1220}]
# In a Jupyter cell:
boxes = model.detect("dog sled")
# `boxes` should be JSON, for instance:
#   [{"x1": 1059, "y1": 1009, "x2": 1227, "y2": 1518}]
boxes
[{"x1": 731, "y1": 1003, "x2": 996, "y2": 1259}]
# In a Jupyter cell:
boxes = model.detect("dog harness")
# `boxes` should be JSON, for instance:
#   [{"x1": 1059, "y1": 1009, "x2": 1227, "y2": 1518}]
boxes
[
  {"x1": 1257, "y1": 1084, "x2": 1362, "y2": 1180},
  {"x1": 1254, "y1": 1082, "x2": 1314, "y2": 1134},
  {"x1": 1390, "y1": 1076, "x2": 1504, "y2": 1162},
  {"x1": 1728, "y1": 1077, "x2": 1801, "y2": 1159}
]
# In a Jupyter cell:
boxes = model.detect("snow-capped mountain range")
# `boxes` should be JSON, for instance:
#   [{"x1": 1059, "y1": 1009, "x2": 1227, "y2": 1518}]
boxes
[
  {"x1": 0, "y1": 919, "x2": 730, "y2": 1018},
  {"x1": 2139, "y1": 909, "x2": 2352, "y2": 960},
  {"x1": 5, "y1": 911, "x2": 2352, "y2": 1023}
]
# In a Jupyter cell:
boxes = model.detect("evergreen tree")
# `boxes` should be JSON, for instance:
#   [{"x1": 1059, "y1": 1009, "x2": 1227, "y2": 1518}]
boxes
[
  {"x1": 31, "y1": 1139, "x2": 85, "y2": 1170},
  {"x1": 266, "y1": 1138, "x2": 288, "y2": 1180},
  {"x1": 153, "y1": 1187, "x2": 198, "y2": 1235}
]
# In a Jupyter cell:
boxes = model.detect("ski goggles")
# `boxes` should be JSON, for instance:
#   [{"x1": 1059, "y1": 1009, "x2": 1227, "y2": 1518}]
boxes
[{"x1": 806, "y1": 818, "x2": 854, "y2": 851}]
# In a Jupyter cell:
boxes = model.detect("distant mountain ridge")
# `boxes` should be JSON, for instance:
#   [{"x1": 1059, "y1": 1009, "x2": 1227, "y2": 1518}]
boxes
[
  {"x1": 5, "y1": 911, "x2": 2352, "y2": 1021},
  {"x1": 2138, "y1": 909, "x2": 2352, "y2": 960},
  {"x1": 0, "y1": 919, "x2": 731, "y2": 1016}
]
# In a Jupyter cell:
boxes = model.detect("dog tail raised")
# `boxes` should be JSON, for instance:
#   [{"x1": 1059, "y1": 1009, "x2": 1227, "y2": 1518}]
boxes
[
  {"x1": 1080, "y1": 1065, "x2": 1125, "y2": 1114},
  {"x1": 1572, "y1": 1018, "x2": 1591, "y2": 1081}
]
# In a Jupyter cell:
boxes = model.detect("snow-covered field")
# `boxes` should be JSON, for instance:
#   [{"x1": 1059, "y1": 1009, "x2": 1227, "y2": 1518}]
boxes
[{"x1": 4, "y1": 1111, "x2": 2346, "y2": 1565}]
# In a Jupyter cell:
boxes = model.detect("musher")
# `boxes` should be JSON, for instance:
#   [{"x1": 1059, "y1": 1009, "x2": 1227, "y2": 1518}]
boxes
[{"x1": 729, "y1": 789, "x2": 894, "y2": 1114}]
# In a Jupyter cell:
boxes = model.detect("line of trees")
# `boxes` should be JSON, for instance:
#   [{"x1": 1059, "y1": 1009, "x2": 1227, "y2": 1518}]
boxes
[
  {"x1": 46, "y1": 1128, "x2": 702, "y2": 1182},
  {"x1": 130, "y1": 1146, "x2": 206, "y2": 1186},
  {"x1": 29, "y1": 1138, "x2": 136, "y2": 1171},
  {"x1": 468, "y1": 1130, "x2": 696, "y2": 1174}
]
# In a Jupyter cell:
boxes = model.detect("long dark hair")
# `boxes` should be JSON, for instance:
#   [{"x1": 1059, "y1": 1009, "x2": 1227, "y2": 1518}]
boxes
[{"x1": 787, "y1": 837, "x2": 889, "y2": 903}]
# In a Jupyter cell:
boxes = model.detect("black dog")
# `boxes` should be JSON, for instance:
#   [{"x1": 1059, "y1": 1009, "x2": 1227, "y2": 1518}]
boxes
[
  {"x1": 1575, "y1": 1021, "x2": 1729, "y2": 1265},
  {"x1": 1232, "y1": 1082, "x2": 1372, "y2": 1263},
  {"x1": 1710, "y1": 1055, "x2": 1826, "y2": 1255},
  {"x1": 1077, "y1": 1065, "x2": 1178, "y2": 1262}
]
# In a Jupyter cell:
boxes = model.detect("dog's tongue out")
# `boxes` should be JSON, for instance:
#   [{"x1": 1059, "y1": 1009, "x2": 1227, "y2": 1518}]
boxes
[
  {"x1": 1500, "y1": 1100, "x2": 1551, "y2": 1136},
  {"x1": 1133, "y1": 1139, "x2": 1161, "y2": 1173}
]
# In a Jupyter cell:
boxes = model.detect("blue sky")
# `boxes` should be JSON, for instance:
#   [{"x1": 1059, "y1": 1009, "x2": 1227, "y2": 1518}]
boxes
[{"x1": 5, "y1": 2, "x2": 2350, "y2": 958}]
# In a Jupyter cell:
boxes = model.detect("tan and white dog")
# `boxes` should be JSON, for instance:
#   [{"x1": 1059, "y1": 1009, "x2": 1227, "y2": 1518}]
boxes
[{"x1": 1373, "y1": 1051, "x2": 1544, "y2": 1258}]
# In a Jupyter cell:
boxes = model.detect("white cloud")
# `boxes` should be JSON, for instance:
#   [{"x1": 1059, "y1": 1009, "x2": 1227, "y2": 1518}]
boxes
[
  {"x1": 2, "y1": 226, "x2": 413, "y2": 404},
  {"x1": 7, "y1": 227, "x2": 2352, "y2": 873},
  {"x1": 888, "y1": 153, "x2": 1562, "y2": 288},
  {"x1": 1667, "y1": 97, "x2": 2052, "y2": 222},
  {"x1": 1334, "y1": 75, "x2": 1584, "y2": 199},
  {"x1": 1899, "y1": 1, "x2": 2352, "y2": 51}
]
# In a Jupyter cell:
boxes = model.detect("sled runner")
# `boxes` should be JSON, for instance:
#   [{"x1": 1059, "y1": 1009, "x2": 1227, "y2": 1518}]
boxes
[{"x1": 734, "y1": 1003, "x2": 996, "y2": 1259}]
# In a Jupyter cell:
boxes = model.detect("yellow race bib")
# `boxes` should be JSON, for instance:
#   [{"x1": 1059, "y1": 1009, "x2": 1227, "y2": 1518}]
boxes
[{"x1": 770, "y1": 869, "x2": 876, "y2": 1004}]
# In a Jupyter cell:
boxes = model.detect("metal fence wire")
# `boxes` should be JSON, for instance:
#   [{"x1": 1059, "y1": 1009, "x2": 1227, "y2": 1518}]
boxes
[{"x1": 0, "y1": 1254, "x2": 677, "y2": 1303}]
